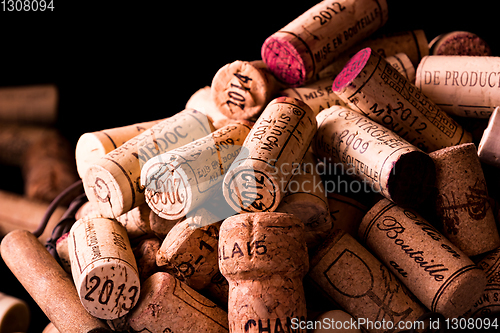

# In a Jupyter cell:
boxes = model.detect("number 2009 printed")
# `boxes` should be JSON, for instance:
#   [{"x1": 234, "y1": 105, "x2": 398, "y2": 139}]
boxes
[{"x1": 1, "y1": 0, "x2": 54, "y2": 11}]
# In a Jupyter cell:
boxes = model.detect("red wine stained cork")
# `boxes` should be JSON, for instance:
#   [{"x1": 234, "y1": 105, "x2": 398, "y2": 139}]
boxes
[
  {"x1": 478, "y1": 106, "x2": 500, "y2": 167},
  {"x1": 385, "y1": 53, "x2": 415, "y2": 82},
  {"x1": 429, "y1": 143, "x2": 500, "y2": 256},
  {"x1": 261, "y1": 0, "x2": 388, "y2": 87},
  {"x1": 332, "y1": 47, "x2": 472, "y2": 152},
  {"x1": 75, "y1": 118, "x2": 164, "y2": 178},
  {"x1": 219, "y1": 212, "x2": 308, "y2": 333},
  {"x1": 83, "y1": 109, "x2": 214, "y2": 219},
  {"x1": 276, "y1": 151, "x2": 333, "y2": 249},
  {"x1": 142, "y1": 122, "x2": 251, "y2": 220},
  {"x1": 0, "y1": 85, "x2": 58, "y2": 124},
  {"x1": 359, "y1": 199, "x2": 487, "y2": 318},
  {"x1": 0, "y1": 230, "x2": 111, "y2": 333},
  {"x1": 0, "y1": 292, "x2": 30, "y2": 333},
  {"x1": 223, "y1": 97, "x2": 317, "y2": 213},
  {"x1": 416, "y1": 55, "x2": 500, "y2": 118},
  {"x1": 68, "y1": 217, "x2": 140, "y2": 320},
  {"x1": 156, "y1": 208, "x2": 222, "y2": 291},
  {"x1": 127, "y1": 272, "x2": 229, "y2": 333},
  {"x1": 280, "y1": 77, "x2": 347, "y2": 116},
  {"x1": 211, "y1": 60, "x2": 281, "y2": 120},
  {"x1": 313, "y1": 310, "x2": 362, "y2": 333},
  {"x1": 316, "y1": 30, "x2": 428, "y2": 81},
  {"x1": 429, "y1": 31, "x2": 492, "y2": 56},
  {"x1": 327, "y1": 192, "x2": 368, "y2": 238},
  {"x1": 314, "y1": 105, "x2": 436, "y2": 208},
  {"x1": 186, "y1": 86, "x2": 230, "y2": 129},
  {"x1": 308, "y1": 229, "x2": 426, "y2": 332}
]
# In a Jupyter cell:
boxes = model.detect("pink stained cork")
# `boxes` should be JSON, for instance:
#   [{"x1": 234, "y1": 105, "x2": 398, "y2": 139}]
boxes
[{"x1": 332, "y1": 47, "x2": 371, "y2": 92}]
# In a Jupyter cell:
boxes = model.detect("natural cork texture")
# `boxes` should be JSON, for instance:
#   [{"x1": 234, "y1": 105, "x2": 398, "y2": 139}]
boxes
[
  {"x1": 212, "y1": 60, "x2": 281, "y2": 120},
  {"x1": 332, "y1": 47, "x2": 472, "y2": 152},
  {"x1": 127, "y1": 272, "x2": 229, "y2": 333},
  {"x1": 83, "y1": 109, "x2": 213, "y2": 219},
  {"x1": 308, "y1": 229, "x2": 426, "y2": 333},
  {"x1": 429, "y1": 31, "x2": 492, "y2": 56},
  {"x1": 478, "y1": 106, "x2": 500, "y2": 167},
  {"x1": 223, "y1": 97, "x2": 317, "y2": 213},
  {"x1": 314, "y1": 105, "x2": 436, "y2": 208},
  {"x1": 326, "y1": 192, "x2": 368, "y2": 238},
  {"x1": 359, "y1": 199, "x2": 487, "y2": 318},
  {"x1": 186, "y1": 86, "x2": 230, "y2": 129},
  {"x1": 261, "y1": 0, "x2": 388, "y2": 87},
  {"x1": 0, "y1": 230, "x2": 111, "y2": 333},
  {"x1": 416, "y1": 55, "x2": 500, "y2": 118},
  {"x1": 429, "y1": 143, "x2": 500, "y2": 256},
  {"x1": 385, "y1": 53, "x2": 416, "y2": 82},
  {"x1": 0, "y1": 292, "x2": 30, "y2": 333},
  {"x1": 142, "y1": 122, "x2": 251, "y2": 220},
  {"x1": 0, "y1": 85, "x2": 58, "y2": 124},
  {"x1": 68, "y1": 217, "x2": 140, "y2": 320},
  {"x1": 219, "y1": 212, "x2": 308, "y2": 333}
]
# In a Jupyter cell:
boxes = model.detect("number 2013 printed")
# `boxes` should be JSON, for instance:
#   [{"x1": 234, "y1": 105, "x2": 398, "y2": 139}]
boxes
[{"x1": 1, "y1": 0, "x2": 54, "y2": 11}]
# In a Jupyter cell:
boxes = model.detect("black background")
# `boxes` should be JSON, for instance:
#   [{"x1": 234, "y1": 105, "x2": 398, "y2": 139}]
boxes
[{"x1": 0, "y1": 1, "x2": 498, "y2": 331}]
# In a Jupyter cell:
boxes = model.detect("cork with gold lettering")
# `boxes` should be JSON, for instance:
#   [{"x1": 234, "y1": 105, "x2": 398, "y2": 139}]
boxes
[
  {"x1": 68, "y1": 217, "x2": 140, "y2": 320},
  {"x1": 314, "y1": 105, "x2": 436, "y2": 208},
  {"x1": 223, "y1": 97, "x2": 316, "y2": 213},
  {"x1": 359, "y1": 199, "x2": 487, "y2": 318},
  {"x1": 261, "y1": 0, "x2": 388, "y2": 87},
  {"x1": 219, "y1": 212, "x2": 308, "y2": 333},
  {"x1": 429, "y1": 143, "x2": 500, "y2": 256},
  {"x1": 332, "y1": 47, "x2": 472, "y2": 152},
  {"x1": 308, "y1": 229, "x2": 426, "y2": 332}
]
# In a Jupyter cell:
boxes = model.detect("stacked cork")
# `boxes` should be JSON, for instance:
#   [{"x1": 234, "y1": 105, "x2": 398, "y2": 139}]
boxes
[{"x1": 4, "y1": 1, "x2": 500, "y2": 332}]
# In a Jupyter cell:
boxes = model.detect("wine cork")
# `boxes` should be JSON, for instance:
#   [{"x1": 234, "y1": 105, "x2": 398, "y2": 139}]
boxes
[
  {"x1": 385, "y1": 53, "x2": 415, "y2": 82},
  {"x1": 83, "y1": 109, "x2": 214, "y2": 219},
  {"x1": 219, "y1": 212, "x2": 308, "y2": 333},
  {"x1": 416, "y1": 55, "x2": 500, "y2": 118},
  {"x1": 261, "y1": 0, "x2": 388, "y2": 87},
  {"x1": 56, "y1": 232, "x2": 72, "y2": 273},
  {"x1": 42, "y1": 322, "x2": 59, "y2": 333},
  {"x1": 0, "y1": 85, "x2": 57, "y2": 124},
  {"x1": 314, "y1": 105, "x2": 436, "y2": 208},
  {"x1": 0, "y1": 230, "x2": 111, "y2": 333},
  {"x1": 211, "y1": 60, "x2": 281, "y2": 120},
  {"x1": 327, "y1": 192, "x2": 368, "y2": 238},
  {"x1": 280, "y1": 77, "x2": 347, "y2": 116},
  {"x1": 186, "y1": 86, "x2": 230, "y2": 129},
  {"x1": 308, "y1": 229, "x2": 426, "y2": 332},
  {"x1": 429, "y1": 143, "x2": 500, "y2": 256},
  {"x1": 68, "y1": 217, "x2": 140, "y2": 320},
  {"x1": 478, "y1": 106, "x2": 500, "y2": 168},
  {"x1": 429, "y1": 31, "x2": 492, "y2": 56},
  {"x1": 75, "y1": 118, "x2": 164, "y2": 178},
  {"x1": 142, "y1": 122, "x2": 251, "y2": 220},
  {"x1": 148, "y1": 210, "x2": 182, "y2": 238},
  {"x1": 313, "y1": 310, "x2": 362, "y2": 333},
  {"x1": 0, "y1": 292, "x2": 30, "y2": 333},
  {"x1": 0, "y1": 122, "x2": 52, "y2": 166},
  {"x1": 276, "y1": 151, "x2": 333, "y2": 249},
  {"x1": 332, "y1": 47, "x2": 472, "y2": 152},
  {"x1": 223, "y1": 97, "x2": 317, "y2": 213},
  {"x1": 317, "y1": 30, "x2": 428, "y2": 81},
  {"x1": 127, "y1": 272, "x2": 229, "y2": 333},
  {"x1": 133, "y1": 237, "x2": 165, "y2": 282},
  {"x1": 0, "y1": 189, "x2": 65, "y2": 244},
  {"x1": 359, "y1": 199, "x2": 487, "y2": 318},
  {"x1": 156, "y1": 208, "x2": 221, "y2": 287}
]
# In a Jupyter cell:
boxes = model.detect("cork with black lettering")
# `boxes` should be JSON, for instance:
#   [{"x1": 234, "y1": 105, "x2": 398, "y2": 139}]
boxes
[
  {"x1": 359, "y1": 199, "x2": 487, "y2": 318},
  {"x1": 429, "y1": 143, "x2": 500, "y2": 256},
  {"x1": 219, "y1": 212, "x2": 308, "y2": 333}
]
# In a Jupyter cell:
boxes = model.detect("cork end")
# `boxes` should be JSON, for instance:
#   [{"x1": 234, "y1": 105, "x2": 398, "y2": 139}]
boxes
[
  {"x1": 430, "y1": 31, "x2": 492, "y2": 56},
  {"x1": 261, "y1": 34, "x2": 307, "y2": 87},
  {"x1": 332, "y1": 48, "x2": 372, "y2": 92}
]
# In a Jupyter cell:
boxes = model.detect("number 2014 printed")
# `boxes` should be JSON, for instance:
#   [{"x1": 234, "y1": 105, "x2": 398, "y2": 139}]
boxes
[{"x1": 1, "y1": 0, "x2": 54, "y2": 11}]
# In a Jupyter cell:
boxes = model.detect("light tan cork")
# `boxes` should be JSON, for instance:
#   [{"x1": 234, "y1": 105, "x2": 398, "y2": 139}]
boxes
[
  {"x1": 56, "y1": 232, "x2": 72, "y2": 274},
  {"x1": 142, "y1": 122, "x2": 251, "y2": 220},
  {"x1": 0, "y1": 292, "x2": 30, "y2": 333},
  {"x1": 223, "y1": 97, "x2": 317, "y2": 213},
  {"x1": 83, "y1": 109, "x2": 214, "y2": 219},
  {"x1": 332, "y1": 47, "x2": 472, "y2": 153},
  {"x1": 0, "y1": 85, "x2": 58, "y2": 124},
  {"x1": 219, "y1": 212, "x2": 308, "y2": 333},
  {"x1": 261, "y1": 0, "x2": 388, "y2": 87},
  {"x1": 68, "y1": 217, "x2": 140, "y2": 320},
  {"x1": 308, "y1": 229, "x2": 426, "y2": 333},
  {"x1": 75, "y1": 118, "x2": 164, "y2": 178},
  {"x1": 212, "y1": 60, "x2": 281, "y2": 120},
  {"x1": 385, "y1": 53, "x2": 416, "y2": 82},
  {"x1": 314, "y1": 105, "x2": 436, "y2": 208},
  {"x1": 359, "y1": 199, "x2": 487, "y2": 318},
  {"x1": 186, "y1": 86, "x2": 230, "y2": 129},
  {"x1": 0, "y1": 230, "x2": 111, "y2": 333},
  {"x1": 430, "y1": 143, "x2": 500, "y2": 256},
  {"x1": 127, "y1": 272, "x2": 229, "y2": 332},
  {"x1": 416, "y1": 55, "x2": 500, "y2": 118},
  {"x1": 478, "y1": 106, "x2": 500, "y2": 168},
  {"x1": 429, "y1": 31, "x2": 492, "y2": 56}
]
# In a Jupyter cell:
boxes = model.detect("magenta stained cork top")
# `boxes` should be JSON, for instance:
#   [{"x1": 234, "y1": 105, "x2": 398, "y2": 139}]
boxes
[{"x1": 332, "y1": 48, "x2": 372, "y2": 92}]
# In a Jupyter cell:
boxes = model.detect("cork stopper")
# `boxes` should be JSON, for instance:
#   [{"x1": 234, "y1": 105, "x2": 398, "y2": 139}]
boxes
[
  {"x1": 385, "y1": 53, "x2": 415, "y2": 82},
  {"x1": 313, "y1": 310, "x2": 361, "y2": 333},
  {"x1": 0, "y1": 292, "x2": 30, "y2": 333},
  {"x1": 185, "y1": 86, "x2": 230, "y2": 129},
  {"x1": 0, "y1": 85, "x2": 58, "y2": 124},
  {"x1": 429, "y1": 31, "x2": 492, "y2": 56},
  {"x1": 478, "y1": 106, "x2": 500, "y2": 167}
]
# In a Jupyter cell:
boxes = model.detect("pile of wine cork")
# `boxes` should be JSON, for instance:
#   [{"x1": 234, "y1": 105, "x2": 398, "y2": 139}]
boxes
[{"x1": 5, "y1": 1, "x2": 500, "y2": 332}]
